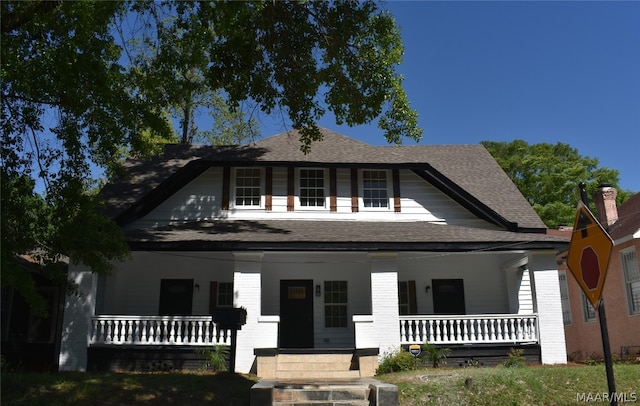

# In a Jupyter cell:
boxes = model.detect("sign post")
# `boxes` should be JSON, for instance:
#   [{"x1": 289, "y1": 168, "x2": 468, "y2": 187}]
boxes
[{"x1": 566, "y1": 183, "x2": 616, "y2": 405}]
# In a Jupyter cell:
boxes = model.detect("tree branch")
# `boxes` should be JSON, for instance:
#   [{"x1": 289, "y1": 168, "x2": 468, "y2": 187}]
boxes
[{"x1": 1, "y1": 1, "x2": 64, "y2": 34}]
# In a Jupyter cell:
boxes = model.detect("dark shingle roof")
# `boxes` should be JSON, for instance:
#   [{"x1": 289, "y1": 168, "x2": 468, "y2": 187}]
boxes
[
  {"x1": 101, "y1": 128, "x2": 546, "y2": 230},
  {"x1": 125, "y1": 219, "x2": 568, "y2": 251}
]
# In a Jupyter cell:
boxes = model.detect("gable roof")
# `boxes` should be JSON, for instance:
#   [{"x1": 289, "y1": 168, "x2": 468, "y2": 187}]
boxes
[{"x1": 101, "y1": 128, "x2": 547, "y2": 231}]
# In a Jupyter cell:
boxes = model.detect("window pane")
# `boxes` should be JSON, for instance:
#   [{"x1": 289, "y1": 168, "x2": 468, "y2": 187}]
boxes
[
  {"x1": 324, "y1": 281, "x2": 347, "y2": 328},
  {"x1": 362, "y1": 170, "x2": 388, "y2": 208},
  {"x1": 235, "y1": 168, "x2": 261, "y2": 206},
  {"x1": 300, "y1": 169, "x2": 325, "y2": 207}
]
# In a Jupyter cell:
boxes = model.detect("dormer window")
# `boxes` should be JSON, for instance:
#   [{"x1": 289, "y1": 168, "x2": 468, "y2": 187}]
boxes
[
  {"x1": 234, "y1": 168, "x2": 262, "y2": 206},
  {"x1": 299, "y1": 168, "x2": 326, "y2": 207},
  {"x1": 362, "y1": 170, "x2": 389, "y2": 208}
]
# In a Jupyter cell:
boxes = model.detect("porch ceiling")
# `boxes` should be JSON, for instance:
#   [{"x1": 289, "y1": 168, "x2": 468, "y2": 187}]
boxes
[{"x1": 125, "y1": 219, "x2": 569, "y2": 252}]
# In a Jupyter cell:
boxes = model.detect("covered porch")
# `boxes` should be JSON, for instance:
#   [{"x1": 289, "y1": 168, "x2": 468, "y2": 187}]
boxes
[
  {"x1": 87, "y1": 312, "x2": 540, "y2": 375},
  {"x1": 59, "y1": 249, "x2": 566, "y2": 373}
]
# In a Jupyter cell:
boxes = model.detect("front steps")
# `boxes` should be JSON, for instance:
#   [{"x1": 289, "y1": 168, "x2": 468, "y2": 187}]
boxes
[
  {"x1": 254, "y1": 348, "x2": 379, "y2": 380},
  {"x1": 251, "y1": 379, "x2": 398, "y2": 406}
]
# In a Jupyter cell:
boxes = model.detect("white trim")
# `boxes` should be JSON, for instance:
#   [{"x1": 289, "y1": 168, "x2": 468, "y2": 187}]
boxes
[
  {"x1": 295, "y1": 167, "x2": 328, "y2": 210},
  {"x1": 359, "y1": 169, "x2": 392, "y2": 211},
  {"x1": 231, "y1": 167, "x2": 264, "y2": 209}
]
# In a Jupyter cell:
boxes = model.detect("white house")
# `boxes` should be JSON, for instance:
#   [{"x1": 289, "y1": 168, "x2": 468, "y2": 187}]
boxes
[{"x1": 58, "y1": 129, "x2": 568, "y2": 377}]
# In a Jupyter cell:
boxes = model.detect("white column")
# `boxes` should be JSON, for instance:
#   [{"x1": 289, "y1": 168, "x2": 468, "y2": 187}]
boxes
[
  {"x1": 233, "y1": 252, "x2": 269, "y2": 374},
  {"x1": 58, "y1": 264, "x2": 98, "y2": 371},
  {"x1": 368, "y1": 252, "x2": 400, "y2": 358},
  {"x1": 530, "y1": 252, "x2": 567, "y2": 364}
]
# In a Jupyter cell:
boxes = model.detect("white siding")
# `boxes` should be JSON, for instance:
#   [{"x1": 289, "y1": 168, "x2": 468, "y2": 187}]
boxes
[
  {"x1": 396, "y1": 252, "x2": 510, "y2": 314},
  {"x1": 99, "y1": 252, "x2": 235, "y2": 316},
  {"x1": 530, "y1": 252, "x2": 567, "y2": 364},
  {"x1": 127, "y1": 167, "x2": 224, "y2": 229},
  {"x1": 127, "y1": 167, "x2": 498, "y2": 227},
  {"x1": 261, "y1": 252, "x2": 371, "y2": 348}
]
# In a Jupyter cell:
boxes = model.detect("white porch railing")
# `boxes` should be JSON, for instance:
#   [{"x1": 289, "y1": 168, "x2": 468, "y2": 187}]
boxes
[
  {"x1": 399, "y1": 314, "x2": 538, "y2": 345},
  {"x1": 90, "y1": 316, "x2": 231, "y2": 346}
]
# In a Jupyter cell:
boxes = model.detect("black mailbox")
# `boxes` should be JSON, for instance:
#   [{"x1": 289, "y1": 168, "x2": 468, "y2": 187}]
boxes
[{"x1": 212, "y1": 307, "x2": 247, "y2": 329}]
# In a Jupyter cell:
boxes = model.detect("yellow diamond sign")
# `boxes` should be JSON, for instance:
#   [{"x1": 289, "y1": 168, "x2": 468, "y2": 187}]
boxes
[{"x1": 566, "y1": 201, "x2": 614, "y2": 308}]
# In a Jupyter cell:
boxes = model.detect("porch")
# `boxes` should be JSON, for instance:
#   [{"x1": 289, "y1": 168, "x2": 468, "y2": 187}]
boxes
[
  {"x1": 87, "y1": 313, "x2": 540, "y2": 374},
  {"x1": 90, "y1": 313, "x2": 538, "y2": 348}
]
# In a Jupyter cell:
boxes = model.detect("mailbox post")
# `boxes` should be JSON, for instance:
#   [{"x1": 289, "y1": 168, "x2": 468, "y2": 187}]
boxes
[{"x1": 212, "y1": 307, "x2": 247, "y2": 373}]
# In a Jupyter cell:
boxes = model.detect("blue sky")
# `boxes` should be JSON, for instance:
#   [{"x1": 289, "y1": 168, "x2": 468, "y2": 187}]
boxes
[{"x1": 260, "y1": 1, "x2": 640, "y2": 193}]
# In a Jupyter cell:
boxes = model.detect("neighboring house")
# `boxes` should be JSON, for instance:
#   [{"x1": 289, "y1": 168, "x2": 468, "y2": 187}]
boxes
[
  {"x1": 558, "y1": 186, "x2": 640, "y2": 362},
  {"x1": 58, "y1": 129, "x2": 569, "y2": 377},
  {"x1": 1, "y1": 255, "x2": 67, "y2": 371}
]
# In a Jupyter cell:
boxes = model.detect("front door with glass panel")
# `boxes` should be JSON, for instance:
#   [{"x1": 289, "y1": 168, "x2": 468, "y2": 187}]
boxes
[{"x1": 279, "y1": 280, "x2": 314, "y2": 348}]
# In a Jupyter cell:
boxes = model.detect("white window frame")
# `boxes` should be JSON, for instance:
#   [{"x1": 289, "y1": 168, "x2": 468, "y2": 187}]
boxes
[
  {"x1": 324, "y1": 281, "x2": 348, "y2": 328},
  {"x1": 581, "y1": 292, "x2": 596, "y2": 322},
  {"x1": 360, "y1": 169, "x2": 391, "y2": 210},
  {"x1": 233, "y1": 167, "x2": 263, "y2": 208},
  {"x1": 558, "y1": 270, "x2": 572, "y2": 325},
  {"x1": 297, "y1": 168, "x2": 327, "y2": 209},
  {"x1": 621, "y1": 247, "x2": 640, "y2": 315}
]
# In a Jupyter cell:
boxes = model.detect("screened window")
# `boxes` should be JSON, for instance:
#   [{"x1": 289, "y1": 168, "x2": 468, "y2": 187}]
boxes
[
  {"x1": 582, "y1": 292, "x2": 596, "y2": 322},
  {"x1": 362, "y1": 170, "x2": 388, "y2": 208},
  {"x1": 558, "y1": 271, "x2": 572, "y2": 325},
  {"x1": 621, "y1": 247, "x2": 640, "y2": 314},
  {"x1": 300, "y1": 169, "x2": 325, "y2": 207},
  {"x1": 324, "y1": 281, "x2": 347, "y2": 328},
  {"x1": 235, "y1": 168, "x2": 261, "y2": 206}
]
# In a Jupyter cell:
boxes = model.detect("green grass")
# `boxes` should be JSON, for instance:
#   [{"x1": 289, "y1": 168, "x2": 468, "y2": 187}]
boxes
[
  {"x1": 378, "y1": 363, "x2": 640, "y2": 405},
  {"x1": 1, "y1": 370, "x2": 259, "y2": 406},
  {"x1": 1, "y1": 364, "x2": 638, "y2": 405}
]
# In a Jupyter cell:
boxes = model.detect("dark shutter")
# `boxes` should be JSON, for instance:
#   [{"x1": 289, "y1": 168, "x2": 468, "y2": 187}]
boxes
[
  {"x1": 265, "y1": 167, "x2": 273, "y2": 211},
  {"x1": 408, "y1": 280, "x2": 417, "y2": 314},
  {"x1": 351, "y1": 168, "x2": 359, "y2": 213},
  {"x1": 287, "y1": 167, "x2": 295, "y2": 211},
  {"x1": 222, "y1": 167, "x2": 230, "y2": 210},
  {"x1": 330, "y1": 168, "x2": 337, "y2": 212},
  {"x1": 209, "y1": 281, "x2": 218, "y2": 314},
  {"x1": 393, "y1": 169, "x2": 401, "y2": 213}
]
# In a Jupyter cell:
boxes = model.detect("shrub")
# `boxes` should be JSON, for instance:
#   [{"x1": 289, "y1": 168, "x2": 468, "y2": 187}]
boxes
[
  {"x1": 376, "y1": 349, "x2": 419, "y2": 374},
  {"x1": 421, "y1": 342, "x2": 451, "y2": 368},
  {"x1": 503, "y1": 348, "x2": 527, "y2": 368},
  {"x1": 197, "y1": 345, "x2": 230, "y2": 371}
]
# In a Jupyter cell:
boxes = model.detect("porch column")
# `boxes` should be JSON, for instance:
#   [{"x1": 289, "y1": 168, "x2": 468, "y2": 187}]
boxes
[
  {"x1": 368, "y1": 252, "x2": 400, "y2": 357},
  {"x1": 233, "y1": 252, "x2": 269, "y2": 374},
  {"x1": 58, "y1": 264, "x2": 98, "y2": 371},
  {"x1": 529, "y1": 252, "x2": 567, "y2": 364}
]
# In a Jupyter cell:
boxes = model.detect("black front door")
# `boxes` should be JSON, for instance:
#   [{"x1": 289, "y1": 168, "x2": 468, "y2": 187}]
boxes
[
  {"x1": 279, "y1": 280, "x2": 314, "y2": 348},
  {"x1": 159, "y1": 279, "x2": 194, "y2": 315},
  {"x1": 432, "y1": 279, "x2": 466, "y2": 315}
]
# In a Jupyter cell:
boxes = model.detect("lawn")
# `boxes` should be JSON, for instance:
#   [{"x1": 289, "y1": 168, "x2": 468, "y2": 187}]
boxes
[
  {"x1": 378, "y1": 363, "x2": 640, "y2": 406},
  {"x1": 1, "y1": 364, "x2": 638, "y2": 405}
]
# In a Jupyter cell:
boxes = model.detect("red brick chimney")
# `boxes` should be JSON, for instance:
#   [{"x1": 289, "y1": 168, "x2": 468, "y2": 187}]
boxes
[{"x1": 593, "y1": 183, "x2": 618, "y2": 227}]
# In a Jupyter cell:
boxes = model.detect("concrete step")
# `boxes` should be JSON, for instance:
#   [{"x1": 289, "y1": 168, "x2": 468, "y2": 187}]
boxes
[
  {"x1": 275, "y1": 369, "x2": 362, "y2": 379},
  {"x1": 274, "y1": 353, "x2": 359, "y2": 379},
  {"x1": 272, "y1": 381, "x2": 370, "y2": 406},
  {"x1": 251, "y1": 379, "x2": 398, "y2": 406}
]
